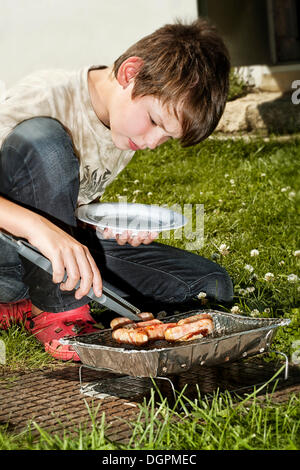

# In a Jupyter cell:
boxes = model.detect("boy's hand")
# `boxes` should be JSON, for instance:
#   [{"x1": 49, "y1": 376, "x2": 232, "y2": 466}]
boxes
[
  {"x1": 27, "y1": 217, "x2": 102, "y2": 300},
  {"x1": 101, "y1": 228, "x2": 159, "y2": 246}
]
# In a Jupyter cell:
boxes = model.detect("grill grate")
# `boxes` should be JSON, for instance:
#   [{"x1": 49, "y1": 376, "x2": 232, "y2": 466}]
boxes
[
  {"x1": 63, "y1": 309, "x2": 286, "y2": 352},
  {"x1": 1, "y1": 358, "x2": 299, "y2": 442}
]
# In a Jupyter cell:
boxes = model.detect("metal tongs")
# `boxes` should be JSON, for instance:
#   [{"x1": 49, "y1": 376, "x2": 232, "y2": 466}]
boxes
[{"x1": 0, "y1": 231, "x2": 142, "y2": 321}]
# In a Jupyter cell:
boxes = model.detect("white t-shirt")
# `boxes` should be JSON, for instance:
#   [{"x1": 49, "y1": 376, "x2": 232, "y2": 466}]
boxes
[{"x1": 0, "y1": 66, "x2": 135, "y2": 206}]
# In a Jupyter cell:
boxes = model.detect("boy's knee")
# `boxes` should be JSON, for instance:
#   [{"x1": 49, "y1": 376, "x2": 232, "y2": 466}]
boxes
[
  {"x1": 5, "y1": 117, "x2": 69, "y2": 148},
  {"x1": 0, "y1": 117, "x2": 79, "y2": 225},
  {"x1": 205, "y1": 270, "x2": 234, "y2": 303},
  {"x1": 191, "y1": 268, "x2": 234, "y2": 304},
  {"x1": 3, "y1": 117, "x2": 77, "y2": 169},
  {"x1": 1, "y1": 117, "x2": 79, "y2": 192}
]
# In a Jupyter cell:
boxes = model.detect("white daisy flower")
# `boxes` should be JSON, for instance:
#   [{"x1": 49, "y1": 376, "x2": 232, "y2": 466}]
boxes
[
  {"x1": 147, "y1": 192, "x2": 153, "y2": 196},
  {"x1": 250, "y1": 249, "x2": 259, "y2": 257},
  {"x1": 288, "y1": 191, "x2": 296, "y2": 198},
  {"x1": 197, "y1": 292, "x2": 207, "y2": 299},
  {"x1": 246, "y1": 286, "x2": 255, "y2": 293},
  {"x1": 197, "y1": 292, "x2": 208, "y2": 304},
  {"x1": 279, "y1": 260, "x2": 285, "y2": 266},
  {"x1": 287, "y1": 274, "x2": 299, "y2": 283},
  {"x1": 250, "y1": 309, "x2": 260, "y2": 317},
  {"x1": 238, "y1": 288, "x2": 247, "y2": 295},
  {"x1": 219, "y1": 244, "x2": 230, "y2": 256},
  {"x1": 134, "y1": 179, "x2": 140, "y2": 184},
  {"x1": 264, "y1": 272, "x2": 275, "y2": 282},
  {"x1": 133, "y1": 189, "x2": 141, "y2": 195},
  {"x1": 231, "y1": 306, "x2": 241, "y2": 314},
  {"x1": 294, "y1": 250, "x2": 300, "y2": 258},
  {"x1": 244, "y1": 264, "x2": 254, "y2": 273}
]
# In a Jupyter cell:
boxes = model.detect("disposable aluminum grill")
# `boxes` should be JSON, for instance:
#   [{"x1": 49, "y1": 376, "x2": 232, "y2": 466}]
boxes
[{"x1": 60, "y1": 309, "x2": 291, "y2": 377}]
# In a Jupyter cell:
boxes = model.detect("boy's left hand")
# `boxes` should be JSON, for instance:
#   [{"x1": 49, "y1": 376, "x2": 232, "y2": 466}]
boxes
[{"x1": 101, "y1": 228, "x2": 159, "y2": 246}]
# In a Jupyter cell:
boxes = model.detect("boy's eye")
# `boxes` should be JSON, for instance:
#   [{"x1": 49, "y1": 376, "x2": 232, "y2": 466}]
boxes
[{"x1": 149, "y1": 115, "x2": 157, "y2": 126}]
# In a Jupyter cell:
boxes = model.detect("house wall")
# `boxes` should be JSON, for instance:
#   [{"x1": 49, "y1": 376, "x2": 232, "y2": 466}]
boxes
[{"x1": 0, "y1": 0, "x2": 198, "y2": 87}]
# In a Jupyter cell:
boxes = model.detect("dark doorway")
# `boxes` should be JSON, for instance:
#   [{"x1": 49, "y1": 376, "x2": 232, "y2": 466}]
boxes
[
  {"x1": 197, "y1": 0, "x2": 300, "y2": 65},
  {"x1": 272, "y1": 0, "x2": 300, "y2": 62}
]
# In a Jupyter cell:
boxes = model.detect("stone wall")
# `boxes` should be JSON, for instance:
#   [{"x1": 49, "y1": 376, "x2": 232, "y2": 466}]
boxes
[{"x1": 216, "y1": 91, "x2": 300, "y2": 135}]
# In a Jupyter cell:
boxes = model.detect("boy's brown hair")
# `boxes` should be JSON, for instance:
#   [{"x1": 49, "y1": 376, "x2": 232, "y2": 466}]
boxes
[{"x1": 113, "y1": 18, "x2": 230, "y2": 147}]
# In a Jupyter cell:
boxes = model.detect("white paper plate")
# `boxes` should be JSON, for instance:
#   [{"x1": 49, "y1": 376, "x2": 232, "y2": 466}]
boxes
[{"x1": 76, "y1": 203, "x2": 187, "y2": 235}]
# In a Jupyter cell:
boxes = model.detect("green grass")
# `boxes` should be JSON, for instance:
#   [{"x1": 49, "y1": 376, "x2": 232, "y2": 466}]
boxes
[
  {"x1": 100, "y1": 136, "x2": 300, "y2": 354},
  {"x1": 1, "y1": 135, "x2": 299, "y2": 449},
  {"x1": 0, "y1": 324, "x2": 56, "y2": 371}
]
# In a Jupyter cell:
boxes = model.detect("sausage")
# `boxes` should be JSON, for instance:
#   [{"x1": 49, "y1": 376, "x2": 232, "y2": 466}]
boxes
[
  {"x1": 164, "y1": 317, "x2": 213, "y2": 342},
  {"x1": 136, "y1": 322, "x2": 178, "y2": 341},
  {"x1": 123, "y1": 319, "x2": 162, "y2": 329},
  {"x1": 165, "y1": 318, "x2": 213, "y2": 342},
  {"x1": 111, "y1": 312, "x2": 214, "y2": 345},
  {"x1": 112, "y1": 327, "x2": 149, "y2": 346},
  {"x1": 110, "y1": 312, "x2": 154, "y2": 330},
  {"x1": 112, "y1": 321, "x2": 175, "y2": 345},
  {"x1": 177, "y1": 313, "x2": 213, "y2": 325}
]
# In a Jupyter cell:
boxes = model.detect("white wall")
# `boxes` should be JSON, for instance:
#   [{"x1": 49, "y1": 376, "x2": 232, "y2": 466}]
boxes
[{"x1": 0, "y1": 0, "x2": 198, "y2": 87}]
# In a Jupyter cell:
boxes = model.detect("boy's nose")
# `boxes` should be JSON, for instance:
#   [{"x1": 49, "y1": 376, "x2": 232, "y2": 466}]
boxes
[{"x1": 146, "y1": 129, "x2": 168, "y2": 150}]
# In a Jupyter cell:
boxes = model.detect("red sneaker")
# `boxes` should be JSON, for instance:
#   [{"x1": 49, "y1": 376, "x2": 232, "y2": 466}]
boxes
[
  {"x1": 0, "y1": 299, "x2": 32, "y2": 329},
  {"x1": 25, "y1": 304, "x2": 98, "y2": 362}
]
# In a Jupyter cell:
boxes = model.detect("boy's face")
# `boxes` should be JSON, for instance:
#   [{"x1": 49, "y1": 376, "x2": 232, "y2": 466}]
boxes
[{"x1": 109, "y1": 81, "x2": 182, "y2": 152}]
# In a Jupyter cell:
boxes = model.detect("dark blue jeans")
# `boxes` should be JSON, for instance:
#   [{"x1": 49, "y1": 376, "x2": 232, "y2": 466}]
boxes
[{"x1": 0, "y1": 117, "x2": 233, "y2": 313}]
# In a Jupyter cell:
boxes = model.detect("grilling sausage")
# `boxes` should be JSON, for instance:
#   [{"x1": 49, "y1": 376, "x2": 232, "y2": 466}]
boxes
[
  {"x1": 110, "y1": 312, "x2": 154, "y2": 330},
  {"x1": 136, "y1": 322, "x2": 178, "y2": 341},
  {"x1": 112, "y1": 327, "x2": 149, "y2": 346},
  {"x1": 177, "y1": 313, "x2": 213, "y2": 325},
  {"x1": 164, "y1": 316, "x2": 213, "y2": 342},
  {"x1": 123, "y1": 319, "x2": 162, "y2": 330},
  {"x1": 111, "y1": 312, "x2": 214, "y2": 345},
  {"x1": 112, "y1": 320, "x2": 169, "y2": 345}
]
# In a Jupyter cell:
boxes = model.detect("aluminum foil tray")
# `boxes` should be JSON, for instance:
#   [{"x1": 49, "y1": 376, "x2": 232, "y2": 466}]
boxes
[{"x1": 60, "y1": 310, "x2": 290, "y2": 377}]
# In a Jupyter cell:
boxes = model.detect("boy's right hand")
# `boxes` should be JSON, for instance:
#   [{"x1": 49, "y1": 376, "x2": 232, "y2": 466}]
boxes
[{"x1": 27, "y1": 216, "x2": 102, "y2": 300}]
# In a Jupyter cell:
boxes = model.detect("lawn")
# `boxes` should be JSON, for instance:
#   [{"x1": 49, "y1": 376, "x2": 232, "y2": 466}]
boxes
[
  {"x1": 102, "y1": 135, "x2": 300, "y2": 356},
  {"x1": 1, "y1": 134, "x2": 299, "y2": 450}
]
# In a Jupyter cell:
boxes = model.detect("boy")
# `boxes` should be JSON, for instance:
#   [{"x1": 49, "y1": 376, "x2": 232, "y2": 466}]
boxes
[{"x1": 0, "y1": 18, "x2": 233, "y2": 361}]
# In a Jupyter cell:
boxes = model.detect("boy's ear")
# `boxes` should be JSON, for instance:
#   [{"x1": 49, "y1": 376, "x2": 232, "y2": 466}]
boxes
[{"x1": 117, "y1": 56, "x2": 144, "y2": 89}]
